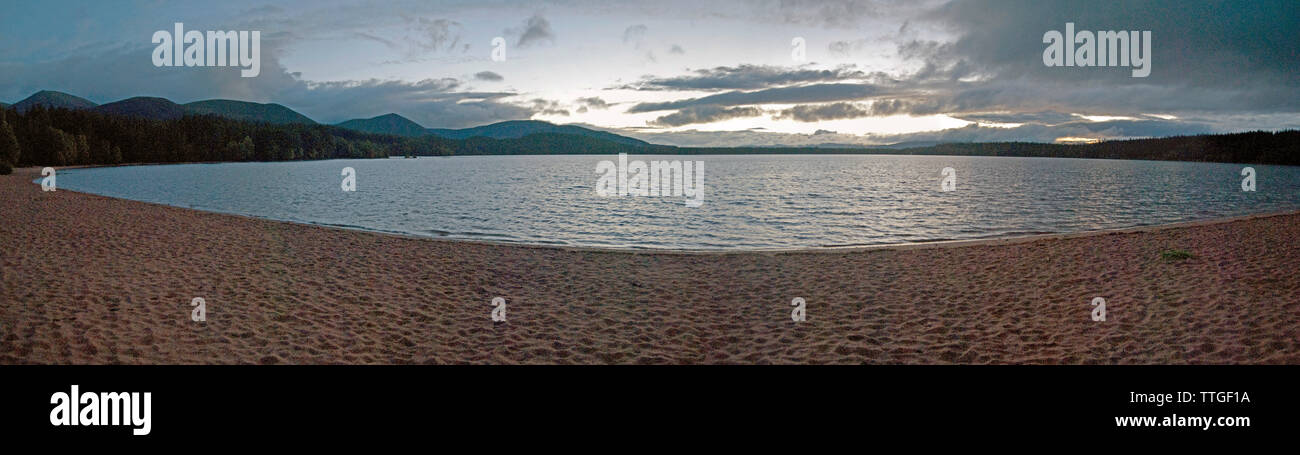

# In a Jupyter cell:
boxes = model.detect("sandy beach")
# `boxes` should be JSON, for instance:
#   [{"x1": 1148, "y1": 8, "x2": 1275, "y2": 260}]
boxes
[{"x1": 1, "y1": 166, "x2": 1297, "y2": 364}]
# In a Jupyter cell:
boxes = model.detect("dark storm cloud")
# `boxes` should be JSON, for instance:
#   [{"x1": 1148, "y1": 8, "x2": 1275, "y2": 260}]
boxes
[
  {"x1": 896, "y1": 0, "x2": 1300, "y2": 116},
  {"x1": 628, "y1": 83, "x2": 879, "y2": 113},
  {"x1": 619, "y1": 0, "x2": 1300, "y2": 140},
  {"x1": 622, "y1": 64, "x2": 874, "y2": 91}
]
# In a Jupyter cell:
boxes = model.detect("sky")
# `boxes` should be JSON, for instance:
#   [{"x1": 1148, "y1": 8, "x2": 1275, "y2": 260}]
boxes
[{"x1": 1, "y1": 0, "x2": 1297, "y2": 146}]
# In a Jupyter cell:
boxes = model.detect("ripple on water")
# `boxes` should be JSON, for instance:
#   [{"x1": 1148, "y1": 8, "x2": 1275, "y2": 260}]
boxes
[{"x1": 50, "y1": 155, "x2": 1300, "y2": 250}]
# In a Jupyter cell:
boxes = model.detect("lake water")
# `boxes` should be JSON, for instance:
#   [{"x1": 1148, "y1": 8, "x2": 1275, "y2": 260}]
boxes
[{"x1": 50, "y1": 155, "x2": 1300, "y2": 250}]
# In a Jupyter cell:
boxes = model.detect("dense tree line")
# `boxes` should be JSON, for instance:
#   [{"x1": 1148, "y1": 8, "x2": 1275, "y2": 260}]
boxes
[
  {"x1": 0, "y1": 105, "x2": 1296, "y2": 176},
  {"x1": 0, "y1": 106, "x2": 455, "y2": 173},
  {"x1": 675, "y1": 130, "x2": 1300, "y2": 166},
  {"x1": 889, "y1": 131, "x2": 1300, "y2": 165},
  {"x1": 0, "y1": 106, "x2": 669, "y2": 174}
]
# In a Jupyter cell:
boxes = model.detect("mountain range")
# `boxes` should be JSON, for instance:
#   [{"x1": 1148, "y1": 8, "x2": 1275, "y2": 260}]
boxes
[
  {"x1": 5, "y1": 90, "x2": 649, "y2": 146},
  {"x1": 336, "y1": 114, "x2": 648, "y2": 145}
]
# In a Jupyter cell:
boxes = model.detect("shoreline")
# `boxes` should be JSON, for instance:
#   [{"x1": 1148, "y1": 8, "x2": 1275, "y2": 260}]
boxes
[
  {"x1": 36, "y1": 165, "x2": 1300, "y2": 256},
  {"x1": 3, "y1": 166, "x2": 1298, "y2": 364}
]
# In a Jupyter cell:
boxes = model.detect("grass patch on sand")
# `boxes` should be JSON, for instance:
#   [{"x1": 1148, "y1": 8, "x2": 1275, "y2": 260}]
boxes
[{"x1": 1160, "y1": 249, "x2": 1194, "y2": 261}]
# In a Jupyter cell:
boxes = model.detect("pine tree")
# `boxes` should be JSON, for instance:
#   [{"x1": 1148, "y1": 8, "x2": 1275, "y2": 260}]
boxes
[
  {"x1": 0, "y1": 116, "x2": 20, "y2": 167},
  {"x1": 75, "y1": 134, "x2": 90, "y2": 165}
]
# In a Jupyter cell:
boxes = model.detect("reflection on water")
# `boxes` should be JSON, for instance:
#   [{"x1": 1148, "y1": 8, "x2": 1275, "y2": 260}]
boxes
[{"x1": 52, "y1": 154, "x2": 1300, "y2": 250}]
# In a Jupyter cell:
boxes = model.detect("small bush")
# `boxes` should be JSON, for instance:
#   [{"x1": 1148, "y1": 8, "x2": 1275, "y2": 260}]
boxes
[
  {"x1": 0, "y1": 161, "x2": 12, "y2": 175},
  {"x1": 1160, "y1": 249, "x2": 1194, "y2": 261}
]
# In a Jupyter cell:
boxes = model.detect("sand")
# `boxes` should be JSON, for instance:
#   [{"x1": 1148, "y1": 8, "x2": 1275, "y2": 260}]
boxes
[{"x1": 1, "y1": 166, "x2": 1297, "y2": 364}]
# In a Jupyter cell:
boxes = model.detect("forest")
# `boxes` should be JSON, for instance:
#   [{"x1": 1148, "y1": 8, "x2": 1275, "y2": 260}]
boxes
[
  {"x1": 1, "y1": 105, "x2": 1297, "y2": 176},
  {"x1": 0, "y1": 105, "x2": 668, "y2": 174},
  {"x1": 677, "y1": 130, "x2": 1300, "y2": 166}
]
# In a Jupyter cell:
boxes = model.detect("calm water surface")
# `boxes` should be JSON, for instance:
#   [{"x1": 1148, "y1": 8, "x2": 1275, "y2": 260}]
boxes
[{"x1": 51, "y1": 155, "x2": 1300, "y2": 250}]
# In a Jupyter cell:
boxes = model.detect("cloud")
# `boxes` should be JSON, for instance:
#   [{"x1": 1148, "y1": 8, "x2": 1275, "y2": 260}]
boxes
[
  {"x1": 619, "y1": 117, "x2": 1226, "y2": 147},
  {"x1": 355, "y1": 32, "x2": 400, "y2": 50},
  {"x1": 623, "y1": 24, "x2": 648, "y2": 46},
  {"x1": 279, "y1": 79, "x2": 533, "y2": 127},
  {"x1": 859, "y1": 119, "x2": 1218, "y2": 144},
  {"x1": 769, "y1": 0, "x2": 912, "y2": 28},
  {"x1": 889, "y1": 0, "x2": 1300, "y2": 118},
  {"x1": 474, "y1": 71, "x2": 504, "y2": 82},
  {"x1": 576, "y1": 96, "x2": 611, "y2": 109},
  {"x1": 628, "y1": 83, "x2": 879, "y2": 113},
  {"x1": 529, "y1": 98, "x2": 569, "y2": 116},
  {"x1": 951, "y1": 111, "x2": 1078, "y2": 125},
  {"x1": 240, "y1": 5, "x2": 285, "y2": 16},
  {"x1": 774, "y1": 102, "x2": 873, "y2": 122},
  {"x1": 514, "y1": 14, "x2": 555, "y2": 47},
  {"x1": 622, "y1": 64, "x2": 874, "y2": 91},
  {"x1": 647, "y1": 105, "x2": 766, "y2": 127},
  {"x1": 406, "y1": 18, "x2": 463, "y2": 54},
  {"x1": 827, "y1": 39, "x2": 868, "y2": 57},
  {"x1": 5, "y1": 0, "x2": 1297, "y2": 146},
  {"x1": 0, "y1": 36, "x2": 534, "y2": 129}
]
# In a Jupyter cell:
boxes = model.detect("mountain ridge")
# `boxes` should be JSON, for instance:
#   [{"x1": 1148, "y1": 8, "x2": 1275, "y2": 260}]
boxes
[
  {"x1": 8, "y1": 90, "x2": 316, "y2": 126},
  {"x1": 12, "y1": 90, "x2": 99, "y2": 112},
  {"x1": 333, "y1": 113, "x2": 650, "y2": 146},
  {"x1": 184, "y1": 99, "x2": 316, "y2": 125},
  {"x1": 8, "y1": 90, "x2": 649, "y2": 146},
  {"x1": 93, "y1": 96, "x2": 188, "y2": 120},
  {"x1": 335, "y1": 113, "x2": 429, "y2": 137}
]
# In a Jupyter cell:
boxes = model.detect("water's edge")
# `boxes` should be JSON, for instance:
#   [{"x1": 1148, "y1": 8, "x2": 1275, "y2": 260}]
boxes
[{"x1": 37, "y1": 177, "x2": 1300, "y2": 255}]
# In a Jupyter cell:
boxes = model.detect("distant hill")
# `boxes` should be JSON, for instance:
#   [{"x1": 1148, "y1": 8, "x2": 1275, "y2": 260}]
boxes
[
  {"x1": 0, "y1": 102, "x2": 9, "y2": 109},
  {"x1": 875, "y1": 140, "x2": 945, "y2": 149},
  {"x1": 184, "y1": 99, "x2": 316, "y2": 125},
  {"x1": 429, "y1": 120, "x2": 650, "y2": 146},
  {"x1": 335, "y1": 113, "x2": 429, "y2": 137},
  {"x1": 335, "y1": 116, "x2": 652, "y2": 146},
  {"x1": 12, "y1": 90, "x2": 98, "y2": 113},
  {"x1": 11, "y1": 90, "x2": 317, "y2": 125},
  {"x1": 93, "y1": 96, "x2": 187, "y2": 120},
  {"x1": 17, "y1": 90, "x2": 650, "y2": 147}
]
